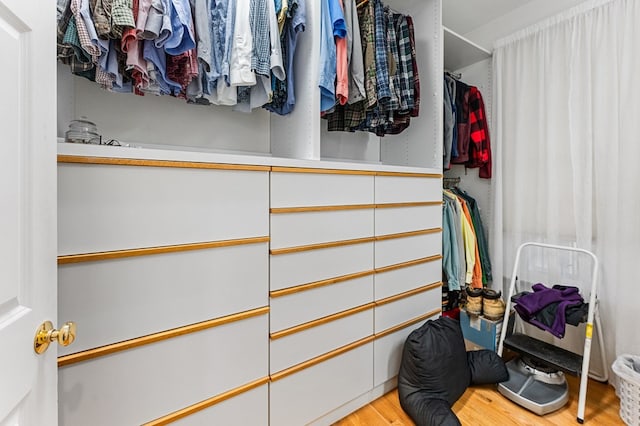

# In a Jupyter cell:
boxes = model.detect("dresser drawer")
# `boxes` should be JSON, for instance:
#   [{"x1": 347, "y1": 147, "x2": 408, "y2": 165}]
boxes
[
  {"x1": 375, "y1": 287, "x2": 441, "y2": 333},
  {"x1": 270, "y1": 274, "x2": 373, "y2": 332},
  {"x1": 375, "y1": 231, "x2": 440, "y2": 268},
  {"x1": 375, "y1": 258, "x2": 441, "y2": 301},
  {"x1": 271, "y1": 171, "x2": 374, "y2": 208},
  {"x1": 375, "y1": 204, "x2": 441, "y2": 236},
  {"x1": 374, "y1": 322, "x2": 423, "y2": 386},
  {"x1": 58, "y1": 243, "x2": 268, "y2": 355},
  {"x1": 169, "y1": 384, "x2": 268, "y2": 426},
  {"x1": 270, "y1": 307, "x2": 373, "y2": 373},
  {"x1": 270, "y1": 343, "x2": 373, "y2": 426},
  {"x1": 375, "y1": 175, "x2": 440, "y2": 204},
  {"x1": 59, "y1": 314, "x2": 268, "y2": 426},
  {"x1": 58, "y1": 163, "x2": 269, "y2": 255},
  {"x1": 270, "y1": 208, "x2": 374, "y2": 249},
  {"x1": 270, "y1": 242, "x2": 374, "y2": 291}
]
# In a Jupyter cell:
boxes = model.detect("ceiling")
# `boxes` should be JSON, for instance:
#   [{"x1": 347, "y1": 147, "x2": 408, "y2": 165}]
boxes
[
  {"x1": 443, "y1": 0, "x2": 538, "y2": 36},
  {"x1": 443, "y1": 0, "x2": 587, "y2": 50}
]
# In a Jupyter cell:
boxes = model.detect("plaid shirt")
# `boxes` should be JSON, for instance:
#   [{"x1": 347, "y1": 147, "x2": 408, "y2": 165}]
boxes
[
  {"x1": 384, "y1": 8, "x2": 400, "y2": 112},
  {"x1": 393, "y1": 13, "x2": 413, "y2": 113},
  {"x1": 373, "y1": 0, "x2": 390, "y2": 110},
  {"x1": 111, "y1": 0, "x2": 135, "y2": 39},
  {"x1": 384, "y1": 13, "x2": 414, "y2": 135},
  {"x1": 92, "y1": 0, "x2": 112, "y2": 38},
  {"x1": 325, "y1": 0, "x2": 374, "y2": 132},
  {"x1": 358, "y1": 0, "x2": 377, "y2": 109},
  {"x1": 250, "y1": 0, "x2": 271, "y2": 77},
  {"x1": 406, "y1": 16, "x2": 420, "y2": 117},
  {"x1": 71, "y1": 0, "x2": 101, "y2": 60},
  {"x1": 58, "y1": 1, "x2": 95, "y2": 74},
  {"x1": 467, "y1": 86, "x2": 492, "y2": 178}
]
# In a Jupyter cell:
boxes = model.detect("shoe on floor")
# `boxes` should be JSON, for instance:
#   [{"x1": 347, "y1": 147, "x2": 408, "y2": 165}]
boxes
[
  {"x1": 483, "y1": 289, "x2": 505, "y2": 320},
  {"x1": 465, "y1": 287, "x2": 483, "y2": 316}
]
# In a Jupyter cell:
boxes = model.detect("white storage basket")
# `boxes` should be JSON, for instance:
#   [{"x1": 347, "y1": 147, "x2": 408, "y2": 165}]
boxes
[{"x1": 613, "y1": 354, "x2": 640, "y2": 426}]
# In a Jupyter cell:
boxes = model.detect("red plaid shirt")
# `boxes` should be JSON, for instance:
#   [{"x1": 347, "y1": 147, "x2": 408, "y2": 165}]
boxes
[{"x1": 467, "y1": 86, "x2": 492, "y2": 178}]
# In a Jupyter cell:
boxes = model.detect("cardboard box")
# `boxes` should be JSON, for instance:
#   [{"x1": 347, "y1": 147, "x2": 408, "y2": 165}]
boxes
[{"x1": 460, "y1": 309, "x2": 503, "y2": 352}]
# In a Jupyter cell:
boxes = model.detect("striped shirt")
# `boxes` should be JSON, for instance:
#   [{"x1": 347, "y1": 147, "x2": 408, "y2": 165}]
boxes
[
  {"x1": 250, "y1": 0, "x2": 271, "y2": 77},
  {"x1": 373, "y1": 0, "x2": 390, "y2": 110}
]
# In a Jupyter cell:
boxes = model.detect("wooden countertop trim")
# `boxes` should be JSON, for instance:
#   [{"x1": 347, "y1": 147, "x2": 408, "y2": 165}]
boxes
[
  {"x1": 143, "y1": 376, "x2": 270, "y2": 426},
  {"x1": 374, "y1": 309, "x2": 442, "y2": 339},
  {"x1": 270, "y1": 236, "x2": 374, "y2": 255},
  {"x1": 270, "y1": 303, "x2": 375, "y2": 340},
  {"x1": 375, "y1": 282, "x2": 443, "y2": 307},
  {"x1": 57, "y1": 155, "x2": 271, "y2": 171},
  {"x1": 375, "y1": 255, "x2": 443, "y2": 274},
  {"x1": 58, "y1": 236, "x2": 270, "y2": 264},
  {"x1": 269, "y1": 335, "x2": 375, "y2": 382},
  {"x1": 375, "y1": 228, "x2": 441, "y2": 242},
  {"x1": 270, "y1": 204, "x2": 375, "y2": 214},
  {"x1": 375, "y1": 201, "x2": 443, "y2": 209},
  {"x1": 57, "y1": 307, "x2": 269, "y2": 367},
  {"x1": 375, "y1": 171, "x2": 442, "y2": 178},
  {"x1": 270, "y1": 270, "x2": 375, "y2": 298},
  {"x1": 271, "y1": 166, "x2": 375, "y2": 176}
]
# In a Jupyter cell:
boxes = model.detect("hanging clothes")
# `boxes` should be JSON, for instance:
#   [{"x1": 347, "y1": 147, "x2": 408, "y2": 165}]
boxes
[
  {"x1": 57, "y1": 0, "x2": 306, "y2": 112},
  {"x1": 444, "y1": 74, "x2": 492, "y2": 178},
  {"x1": 442, "y1": 185, "x2": 492, "y2": 290},
  {"x1": 319, "y1": 0, "x2": 346, "y2": 113},
  {"x1": 323, "y1": 0, "x2": 420, "y2": 135},
  {"x1": 264, "y1": 0, "x2": 306, "y2": 115}
]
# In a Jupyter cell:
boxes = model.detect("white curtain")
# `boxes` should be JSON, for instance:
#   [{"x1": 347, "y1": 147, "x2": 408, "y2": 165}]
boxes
[{"x1": 491, "y1": 0, "x2": 640, "y2": 377}]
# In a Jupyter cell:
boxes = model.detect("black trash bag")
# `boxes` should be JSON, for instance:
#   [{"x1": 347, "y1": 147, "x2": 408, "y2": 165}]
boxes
[
  {"x1": 400, "y1": 395, "x2": 461, "y2": 426},
  {"x1": 467, "y1": 349, "x2": 509, "y2": 385},
  {"x1": 398, "y1": 317, "x2": 470, "y2": 408}
]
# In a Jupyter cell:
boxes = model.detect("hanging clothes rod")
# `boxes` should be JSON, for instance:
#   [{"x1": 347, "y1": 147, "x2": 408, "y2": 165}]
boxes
[
  {"x1": 356, "y1": 0, "x2": 369, "y2": 9},
  {"x1": 445, "y1": 71, "x2": 463, "y2": 80},
  {"x1": 443, "y1": 177, "x2": 460, "y2": 189}
]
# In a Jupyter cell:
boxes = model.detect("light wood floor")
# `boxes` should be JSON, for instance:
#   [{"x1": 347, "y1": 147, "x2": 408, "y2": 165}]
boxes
[{"x1": 334, "y1": 375, "x2": 623, "y2": 425}]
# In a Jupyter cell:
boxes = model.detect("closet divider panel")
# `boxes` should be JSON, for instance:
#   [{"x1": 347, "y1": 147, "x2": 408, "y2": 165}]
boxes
[
  {"x1": 319, "y1": 0, "x2": 444, "y2": 168},
  {"x1": 58, "y1": 314, "x2": 268, "y2": 426},
  {"x1": 58, "y1": 242, "x2": 268, "y2": 355},
  {"x1": 379, "y1": 0, "x2": 443, "y2": 168},
  {"x1": 269, "y1": 343, "x2": 374, "y2": 426},
  {"x1": 58, "y1": 161, "x2": 270, "y2": 255},
  {"x1": 269, "y1": 0, "x2": 322, "y2": 160}
]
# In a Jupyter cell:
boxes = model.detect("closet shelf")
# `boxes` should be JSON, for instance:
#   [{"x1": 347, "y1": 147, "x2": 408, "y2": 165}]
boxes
[{"x1": 444, "y1": 26, "x2": 492, "y2": 71}]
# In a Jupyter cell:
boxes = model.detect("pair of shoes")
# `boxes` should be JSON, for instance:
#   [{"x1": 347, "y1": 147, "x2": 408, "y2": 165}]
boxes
[
  {"x1": 482, "y1": 289, "x2": 506, "y2": 320},
  {"x1": 465, "y1": 287, "x2": 483, "y2": 316}
]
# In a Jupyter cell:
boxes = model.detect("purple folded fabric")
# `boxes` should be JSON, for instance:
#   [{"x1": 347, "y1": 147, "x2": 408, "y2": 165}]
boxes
[{"x1": 514, "y1": 283, "x2": 584, "y2": 338}]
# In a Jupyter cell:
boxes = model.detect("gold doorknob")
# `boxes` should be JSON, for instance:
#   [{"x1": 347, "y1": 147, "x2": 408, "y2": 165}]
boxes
[{"x1": 34, "y1": 320, "x2": 77, "y2": 354}]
